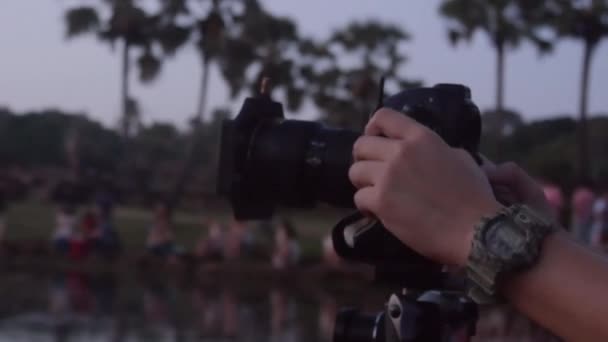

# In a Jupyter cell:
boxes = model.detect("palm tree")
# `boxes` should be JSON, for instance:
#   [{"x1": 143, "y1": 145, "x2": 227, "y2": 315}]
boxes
[
  {"x1": 303, "y1": 21, "x2": 419, "y2": 130},
  {"x1": 544, "y1": 0, "x2": 608, "y2": 182},
  {"x1": 192, "y1": 1, "x2": 228, "y2": 122},
  {"x1": 65, "y1": 0, "x2": 189, "y2": 138},
  {"x1": 439, "y1": 0, "x2": 551, "y2": 114},
  {"x1": 162, "y1": 0, "x2": 236, "y2": 211},
  {"x1": 156, "y1": 0, "x2": 228, "y2": 123},
  {"x1": 217, "y1": 0, "x2": 309, "y2": 111},
  {"x1": 168, "y1": 0, "x2": 310, "y2": 209}
]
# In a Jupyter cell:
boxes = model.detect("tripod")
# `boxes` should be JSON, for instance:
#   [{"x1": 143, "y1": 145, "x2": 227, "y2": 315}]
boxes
[
  {"x1": 334, "y1": 290, "x2": 477, "y2": 342},
  {"x1": 331, "y1": 213, "x2": 479, "y2": 342}
]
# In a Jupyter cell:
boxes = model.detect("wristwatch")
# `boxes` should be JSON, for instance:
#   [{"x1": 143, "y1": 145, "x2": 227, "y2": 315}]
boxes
[{"x1": 466, "y1": 204, "x2": 556, "y2": 304}]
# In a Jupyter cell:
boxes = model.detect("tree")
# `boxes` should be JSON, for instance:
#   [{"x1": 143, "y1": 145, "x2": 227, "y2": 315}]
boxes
[
  {"x1": 439, "y1": 0, "x2": 552, "y2": 114},
  {"x1": 302, "y1": 21, "x2": 419, "y2": 129},
  {"x1": 217, "y1": 0, "x2": 307, "y2": 112},
  {"x1": 152, "y1": 0, "x2": 228, "y2": 123},
  {"x1": 167, "y1": 0, "x2": 312, "y2": 210},
  {"x1": 65, "y1": 0, "x2": 190, "y2": 137},
  {"x1": 190, "y1": 0, "x2": 228, "y2": 122},
  {"x1": 0, "y1": 108, "x2": 123, "y2": 170},
  {"x1": 543, "y1": 0, "x2": 608, "y2": 182}
]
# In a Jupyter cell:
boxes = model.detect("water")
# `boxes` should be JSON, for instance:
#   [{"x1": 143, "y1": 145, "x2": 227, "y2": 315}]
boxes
[
  {"x1": 0, "y1": 270, "x2": 558, "y2": 342},
  {"x1": 0, "y1": 269, "x2": 354, "y2": 342}
]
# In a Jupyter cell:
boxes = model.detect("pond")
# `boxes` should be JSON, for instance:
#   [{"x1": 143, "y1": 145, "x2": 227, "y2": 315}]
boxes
[{"x1": 0, "y1": 268, "x2": 558, "y2": 342}]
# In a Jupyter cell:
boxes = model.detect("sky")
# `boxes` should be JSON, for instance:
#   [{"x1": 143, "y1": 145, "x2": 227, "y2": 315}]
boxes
[{"x1": 0, "y1": 0, "x2": 607, "y2": 129}]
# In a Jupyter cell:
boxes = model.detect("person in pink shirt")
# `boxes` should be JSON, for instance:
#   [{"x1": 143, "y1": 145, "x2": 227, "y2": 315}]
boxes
[{"x1": 542, "y1": 183, "x2": 564, "y2": 223}]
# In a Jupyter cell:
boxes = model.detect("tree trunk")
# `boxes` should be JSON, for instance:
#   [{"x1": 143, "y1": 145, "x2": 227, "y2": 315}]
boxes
[
  {"x1": 577, "y1": 41, "x2": 595, "y2": 183},
  {"x1": 169, "y1": 57, "x2": 212, "y2": 214},
  {"x1": 493, "y1": 41, "x2": 506, "y2": 157},
  {"x1": 196, "y1": 58, "x2": 211, "y2": 122},
  {"x1": 496, "y1": 42, "x2": 505, "y2": 114},
  {"x1": 121, "y1": 40, "x2": 131, "y2": 138}
]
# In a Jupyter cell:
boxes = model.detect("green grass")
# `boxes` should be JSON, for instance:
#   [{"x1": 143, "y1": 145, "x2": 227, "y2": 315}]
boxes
[{"x1": 4, "y1": 200, "x2": 347, "y2": 257}]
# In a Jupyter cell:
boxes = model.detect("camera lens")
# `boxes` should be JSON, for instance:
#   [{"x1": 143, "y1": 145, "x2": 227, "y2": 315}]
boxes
[
  {"x1": 334, "y1": 308, "x2": 385, "y2": 342},
  {"x1": 247, "y1": 119, "x2": 359, "y2": 209}
]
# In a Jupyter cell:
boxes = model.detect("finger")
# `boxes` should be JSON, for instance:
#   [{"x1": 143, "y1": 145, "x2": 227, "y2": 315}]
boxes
[
  {"x1": 484, "y1": 163, "x2": 526, "y2": 203},
  {"x1": 352, "y1": 136, "x2": 399, "y2": 161},
  {"x1": 493, "y1": 184, "x2": 520, "y2": 205},
  {"x1": 453, "y1": 148, "x2": 479, "y2": 166},
  {"x1": 353, "y1": 187, "x2": 378, "y2": 213},
  {"x1": 365, "y1": 108, "x2": 420, "y2": 139},
  {"x1": 486, "y1": 162, "x2": 527, "y2": 187},
  {"x1": 349, "y1": 161, "x2": 384, "y2": 188},
  {"x1": 486, "y1": 162, "x2": 544, "y2": 202},
  {"x1": 479, "y1": 154, "x2": 496, "y2": 171},
  {"x1": 453, "y1": 151, "x2": 516, "y2": 204}
]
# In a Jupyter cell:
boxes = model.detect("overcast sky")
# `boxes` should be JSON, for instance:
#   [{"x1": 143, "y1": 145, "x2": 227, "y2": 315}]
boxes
[{"x1": 0, "y1": 0, "x2": 607, "y2": 128}]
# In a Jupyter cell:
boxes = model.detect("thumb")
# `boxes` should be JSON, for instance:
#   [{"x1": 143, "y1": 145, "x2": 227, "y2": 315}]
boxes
[
  {"x1": 479, "y1": 154, "x2": 497, "y2": 172},
  {"x1": 485, "y1": 162, "x2": 528, "y2": 203},
  {"x1": 486, "y1": 162, "x2": 550, "y2": 212},
  {"x1": 485, "y1": 162, "x2": 519, "y2": 184}
]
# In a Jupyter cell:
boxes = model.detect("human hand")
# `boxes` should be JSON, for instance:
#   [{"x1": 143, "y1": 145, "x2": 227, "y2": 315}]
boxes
[
  {"x1": 482, "y1": 159, "x2": 554, "y2": 221},
  {"x1": 349, "y1": 108, "x2": 502, "y2": 266}
]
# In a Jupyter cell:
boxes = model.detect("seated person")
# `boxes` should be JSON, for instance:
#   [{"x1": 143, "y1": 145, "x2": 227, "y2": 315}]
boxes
[
  {"x1": 194, "y1": 220, "x2": 225, "y2": 261},
  {"x1": 146, "y1": 201, "x2": 176, "y2": 258},
  {"x1": 321, "y1": 234, "x2": 343, "y2": 268},
  {"x1": 224, "y1": 220, "x2": 246, "y2": 261},
  {"x1": 271, "y1": 218, "x2": 301, "y2": 269},
  {"x1": 52, "y1": 205, "x2": 76, "y2": 255},
  {"x1": 69, "y1": 216, "x2": 92, "y2": 261},
  {"x1": 93, "y1": 194, "x2": 122, "y2": 257},
  {"x1": 81, "y1": 209, "x2": 99, "y2": 243}
]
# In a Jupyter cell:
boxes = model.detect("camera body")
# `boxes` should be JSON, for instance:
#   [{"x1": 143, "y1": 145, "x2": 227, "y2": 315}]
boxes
[
  {"x1": 217, "y1": 82, "x2": 481, "y2": 286},
  {"x1": 218, "y1": 83, "x2": 481, "y2": 220}
]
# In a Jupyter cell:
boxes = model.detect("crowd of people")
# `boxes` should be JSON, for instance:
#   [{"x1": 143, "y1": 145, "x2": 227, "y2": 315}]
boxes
[
  {"x1": 50, "y1": 196, "x2": 121, "y2": 260},
  {"x1": 0, "y1": 189, "x2": 313, "y2": 269},
  {"x1": 1, "y1": 181, "x2": 606, "y2": 269},
  {"x1": 143, "y1": 202, "x2": 305, "y2": 269}
]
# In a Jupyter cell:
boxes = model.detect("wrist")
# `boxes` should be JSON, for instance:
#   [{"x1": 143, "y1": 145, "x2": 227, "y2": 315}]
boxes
[
  {"x1": 465, "y1": 204, "x2": 557, "y2": 304},
  {"x1": 456, "y1": 200, "x2": 503, "y2": 267},
  {"x1": 502, "y1": 230, "x2": 564, "y2": 295}
]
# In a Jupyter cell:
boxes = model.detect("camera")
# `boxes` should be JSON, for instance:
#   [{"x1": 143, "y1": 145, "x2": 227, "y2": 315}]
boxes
[
  {"x1": 217, "y1": 81, "x2": 482, "y2": 342},
  {"x1": 217, "y1": 83, "x2": 481, "y2": 219}
]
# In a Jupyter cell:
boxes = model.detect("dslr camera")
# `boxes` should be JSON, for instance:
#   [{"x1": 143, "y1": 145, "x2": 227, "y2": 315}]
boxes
[{"x1": 217, "y1": 81, "x2": 481, "y2": 342}]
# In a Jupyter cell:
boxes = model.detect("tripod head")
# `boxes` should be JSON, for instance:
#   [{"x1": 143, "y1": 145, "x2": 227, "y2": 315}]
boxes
[
  {"x1": 331, "y1": 212, "x2": 478, "y2": 342},
  {"x1": 335, "y1": 291, "x2": 478, "y2": 342}
]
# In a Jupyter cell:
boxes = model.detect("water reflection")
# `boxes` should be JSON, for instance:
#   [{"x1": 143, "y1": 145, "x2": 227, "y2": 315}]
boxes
[{"x1": 0, "y1": 270, "x2": 557, "y2": 341}]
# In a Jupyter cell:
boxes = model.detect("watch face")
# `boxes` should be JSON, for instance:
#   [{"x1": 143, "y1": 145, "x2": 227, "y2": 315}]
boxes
[{"x1": 484, "y1": 221, "x2": 526, "y2": 259}]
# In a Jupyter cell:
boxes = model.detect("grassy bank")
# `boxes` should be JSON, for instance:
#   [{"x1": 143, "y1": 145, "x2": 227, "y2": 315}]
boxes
[{"x1": 4, "y1": 200, "x2": 348, "y2": 259}]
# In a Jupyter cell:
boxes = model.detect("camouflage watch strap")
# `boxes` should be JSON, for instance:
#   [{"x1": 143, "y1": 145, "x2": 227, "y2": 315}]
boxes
[{"x1": 466, "y1": 204, "x2": 556, "y2": 305}]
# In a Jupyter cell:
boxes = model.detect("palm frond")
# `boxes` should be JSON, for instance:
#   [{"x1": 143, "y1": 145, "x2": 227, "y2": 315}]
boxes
[
  {"x1": 65, "y1": 7, "x2": 100, "y2": 38},
  {"x1": 137, "y1": 49, "x2": 162, "y2": 83},
  {"x1": 156, "y1": 23, "x2": 191, "y2": 56}
]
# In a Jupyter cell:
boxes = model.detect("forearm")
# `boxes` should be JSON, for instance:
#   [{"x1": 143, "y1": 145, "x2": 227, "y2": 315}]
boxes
[{"x1": 504, "y1": 231, "x2": 608, "y2": 341}]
